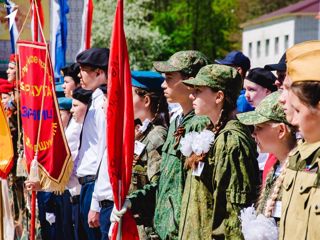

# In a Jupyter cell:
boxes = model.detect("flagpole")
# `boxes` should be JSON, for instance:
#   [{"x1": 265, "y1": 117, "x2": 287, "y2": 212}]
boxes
[
  {"x1": 117, "y1": 180, "x2": 122, "y2": 240},
  {"x1": 0, "y1": 181, "x2": 3, "y2": 240},
  {"x1": 30, "y1": 0, "x2": 37, "y2": 238}
]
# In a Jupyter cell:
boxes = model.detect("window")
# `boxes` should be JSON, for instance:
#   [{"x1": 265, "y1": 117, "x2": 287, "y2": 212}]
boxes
[
  {"x1": 257, "y1": 41, "x2": 261, "y2": 58},
  {"x1": 248, "y1": 42, "x2": 252, "y2": 58},
  {"x1": 284, "y1": 35, "x2": 289, "y2": 49},
  {"x1": 265, "y1": 39, "x2": 270, "y2": 56},
  {"x1": 275, "y1": 37, "x2": 279, "y2": 54}
]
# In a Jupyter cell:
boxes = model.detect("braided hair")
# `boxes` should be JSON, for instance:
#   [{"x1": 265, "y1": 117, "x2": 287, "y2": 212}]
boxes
[
  {"x1": 134, "y1": 88, "x2": 170, "y2": 128},
  {"x1": 256, "y1": 123, "x2": 297, "y2": 217}
]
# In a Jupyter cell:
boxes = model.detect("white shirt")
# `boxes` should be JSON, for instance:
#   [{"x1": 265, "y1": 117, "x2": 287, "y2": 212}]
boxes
[
  {"x1": 90, "y1": 149, "x2": 114, "y2": 212},
  {"x1": 76, "y1": 88, "x2": 105, "y2": 177},
  {"x1": 257, "y1": 152, "x2": 269, "y2": 171},
  {"x1": 65, "y1": 118, "x2": 83, "y2": 196}
]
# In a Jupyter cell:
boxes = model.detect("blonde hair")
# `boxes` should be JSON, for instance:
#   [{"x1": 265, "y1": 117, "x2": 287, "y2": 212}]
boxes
[{"x1": 260, "y1": 159, "x2": 289, "y2": 217}]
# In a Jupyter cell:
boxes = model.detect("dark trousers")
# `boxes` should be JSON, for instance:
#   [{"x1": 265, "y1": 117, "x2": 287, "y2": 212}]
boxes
[
  {"x1": 99, "y1": 204, "x2": 113, "y2": 240},
  {"x1": 37, "y1": 192, "x2": 55, "y2": 240},
  {"x1": 61, "y1": 190, "x2": 75, "y2": 240},
  {"x1": 72, "y1": 198, "x2": 86, "y2": 240},
  {"x1": 37, "y1": 191, "x2": 75, "y2": 240},
  {"x1": 79, "y1": 181, "x2": 101, "y2": 240}
]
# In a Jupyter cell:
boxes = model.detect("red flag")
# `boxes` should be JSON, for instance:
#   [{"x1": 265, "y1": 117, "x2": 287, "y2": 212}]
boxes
[
  {"x1": 85, "y1": 0, "x2": 93, "y2": 49},
  {"x1": 78, "y1": 0, "x2": 94, "y2": 53},
  {"x1": 107, "y1": 0, "x2": 138, "y2": 239},
  {"x1": 17, "y1": 40, "x2": 72, "y2": 192},
  {"x1": 30, "y1": 0, "x2": 44, "y2": 42}
]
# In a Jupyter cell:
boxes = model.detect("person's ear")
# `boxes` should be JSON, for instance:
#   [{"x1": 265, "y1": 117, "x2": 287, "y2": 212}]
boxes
[
  {"x1": 96, "y1": 68, "x2": 105, "y2": 77},
  {"x1": 316, "y1": 101, "x2": 320, "y2": 111},
  {"x1": 144, "y1": 95, "x2": 151, "y2": 108},
  {"x1": 278, "y1": 123, "x2": 287, "y2": 140},
  {"x1": 265, "y1": 88, "x2": 271, "y2": 95},
  {"x1": 215, "y1": 90, "x2": 225, "y2": 105}
]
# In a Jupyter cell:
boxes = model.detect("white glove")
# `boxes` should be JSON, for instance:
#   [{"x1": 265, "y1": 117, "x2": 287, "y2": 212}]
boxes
[
  {"x1": 110, "y1": 199, "x2": 132, "y2": 223},
  {"x1": 45, "y1": 212, "x2": 56, "y2": 225}
]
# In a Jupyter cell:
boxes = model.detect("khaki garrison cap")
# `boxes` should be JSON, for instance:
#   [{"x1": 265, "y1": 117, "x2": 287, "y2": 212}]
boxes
[{"x1": 286, "y1": 40, "x2": 320, "y2": 83}]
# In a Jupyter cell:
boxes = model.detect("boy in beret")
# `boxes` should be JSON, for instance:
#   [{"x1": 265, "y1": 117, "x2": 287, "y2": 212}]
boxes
[
  {"x1": 244, "y1": 67, "x2": 277, "y2": 108},
  {"x1": 75, "y1": 48, "x2": 111, "y2": 240}
]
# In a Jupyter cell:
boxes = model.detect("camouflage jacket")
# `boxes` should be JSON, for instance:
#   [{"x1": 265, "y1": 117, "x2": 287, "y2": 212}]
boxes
[
  {"x1": 178, "y1": 120, "x2": 259, "y2": 240},
  {"x1": 129, "y1": 123, "x2": 167, "y2": 228},
  {"x1": 129, "y1": 111, "x2": 210, "y2": 240},
  {"x1": 130, "y1": 123, "x2": 168, "y2": 193}
]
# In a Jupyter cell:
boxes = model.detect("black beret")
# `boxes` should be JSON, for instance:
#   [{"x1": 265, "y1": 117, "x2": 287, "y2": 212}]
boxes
[
  {"x1": 246, "y1": 68, "x2": 277, "y2": 92},
  {"x1": 76, "y1": 48, "x2": 110, "y2": 69},
  {"x1": 72, "y1": 87, "x2": 93, "y2": 105},
  {"x1": 61, "y1": 63, "x2": 80, "y2": 84}
]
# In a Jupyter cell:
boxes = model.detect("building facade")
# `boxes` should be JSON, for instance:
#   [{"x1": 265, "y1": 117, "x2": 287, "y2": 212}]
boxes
[{"x1": 242, "y1": 0, "x2": 320, "y2": 68}]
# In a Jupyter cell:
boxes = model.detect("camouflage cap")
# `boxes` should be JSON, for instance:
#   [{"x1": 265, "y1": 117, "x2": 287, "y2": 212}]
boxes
[
  {"x1": 153, "y1": 50, "x2": 209, "y2": 76},
  {"x1": 182, "y1": 64, "x2": 242, "y2": 98},
  {"x1": 237, "y1": 91, "x2": 289, "y2": 125}
]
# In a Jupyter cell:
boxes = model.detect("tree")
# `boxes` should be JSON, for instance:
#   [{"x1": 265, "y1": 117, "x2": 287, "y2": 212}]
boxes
[
  {"x1": 92, "y1": 0, "x2": 169, "y2": 70},
  {"x1": 151, "y1": 0, "x2": 239, "y2": 61}
]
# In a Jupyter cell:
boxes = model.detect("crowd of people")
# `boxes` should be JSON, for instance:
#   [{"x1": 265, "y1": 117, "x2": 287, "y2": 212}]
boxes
[{"x1": 1, "y1": 40, "x2": 320, "y2": 240}]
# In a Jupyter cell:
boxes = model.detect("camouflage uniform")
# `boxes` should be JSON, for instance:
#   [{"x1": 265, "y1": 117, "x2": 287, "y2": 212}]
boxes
[
  {"x1": 129, "y1": 123, "x2": 167, "y2": 239},
  {"x1": 238, "y1": 91, "x2": 290, "y2": 222},
  {"x1": 179, "y1": 120, "x2": 259, "y2": 240},
  {"x1": 178, "y1": 65, "x2": 259, "y2": 239},
  {"x1": 237, "y1": 91, "x2": 291, "y2": 127},
  {"x1": 129, "y1": 50, "x2": 210, "y2": 240},
  {"x1": 130, "y1": 113, "x2": 210, "y2": 240},
  {"x1": 130, "y1": 124, "x2": 167, "y2": 193}
]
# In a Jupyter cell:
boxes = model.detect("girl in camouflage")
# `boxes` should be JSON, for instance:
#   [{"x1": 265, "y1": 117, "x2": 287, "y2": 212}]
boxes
[
  {"x1": 237, "y1": 91, "x2": 297, "y2": 240},
  {"x1": 130, "y1": 71, "x2": 169, "y2": 240},
  {"x1": 179, "y1": 64, "x2": 259, "y2": 240}
]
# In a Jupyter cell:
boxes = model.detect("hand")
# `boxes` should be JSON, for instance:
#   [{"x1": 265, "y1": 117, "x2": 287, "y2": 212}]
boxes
[
  {"x1": 88, "y1": 210, "x2": 100, "y2": 228},
  {"x1": 24, "y1": 180, "x2": 41, "y2": 191},
  {"x1": 110, "y1": 199, "x2": 131, "y2": 223},
  {"x1": 45, "y1": 212, "x2": 56, "y2": 225}
]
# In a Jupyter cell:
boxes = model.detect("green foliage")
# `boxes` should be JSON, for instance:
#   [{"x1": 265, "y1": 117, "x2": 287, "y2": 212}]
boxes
[
  {"x1": 244, "y1": 0, "x2": 302, "y2": 20},
  {"x1": 91, "y1": 0, "x2": 302, "y2": 68},
  {"x1": 151, "y1": 0, "x2": 239, "y2": 61},
  {"x1": 92, "y1": 0, "x2": 169, "y2": 70}
]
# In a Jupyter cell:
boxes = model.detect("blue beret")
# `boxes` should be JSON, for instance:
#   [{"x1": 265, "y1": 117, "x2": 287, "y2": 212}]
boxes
[
  {"x1": 61, "y1": 63, "x2": 80, "y2": 84},
  {"x1": 131, "y1": 71, "x2": 164, "y2": 91},
  {"x1": 58, "y1": 97, "x2": 72, "y2": 110},
  {"x1": 72, "y1": 87, "x2": 93, "y2": 105},
  {"x1": 76, "y1": 48, "x2": 110, "y2": 69},
  {"x1": 55, "y1": 84, "x2": 64, "y2": 98}
]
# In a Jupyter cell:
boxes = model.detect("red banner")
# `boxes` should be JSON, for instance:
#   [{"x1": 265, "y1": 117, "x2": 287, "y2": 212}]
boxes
[
  {"x1": 17, "y1": 40, "x2": 72, "y2": 192},
  {"x1": 0, "y1": 104, "x2": 14, "y2": 178},
  {"x1": 107, "y1": 0, "x2": 138, "y2": 239}
]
